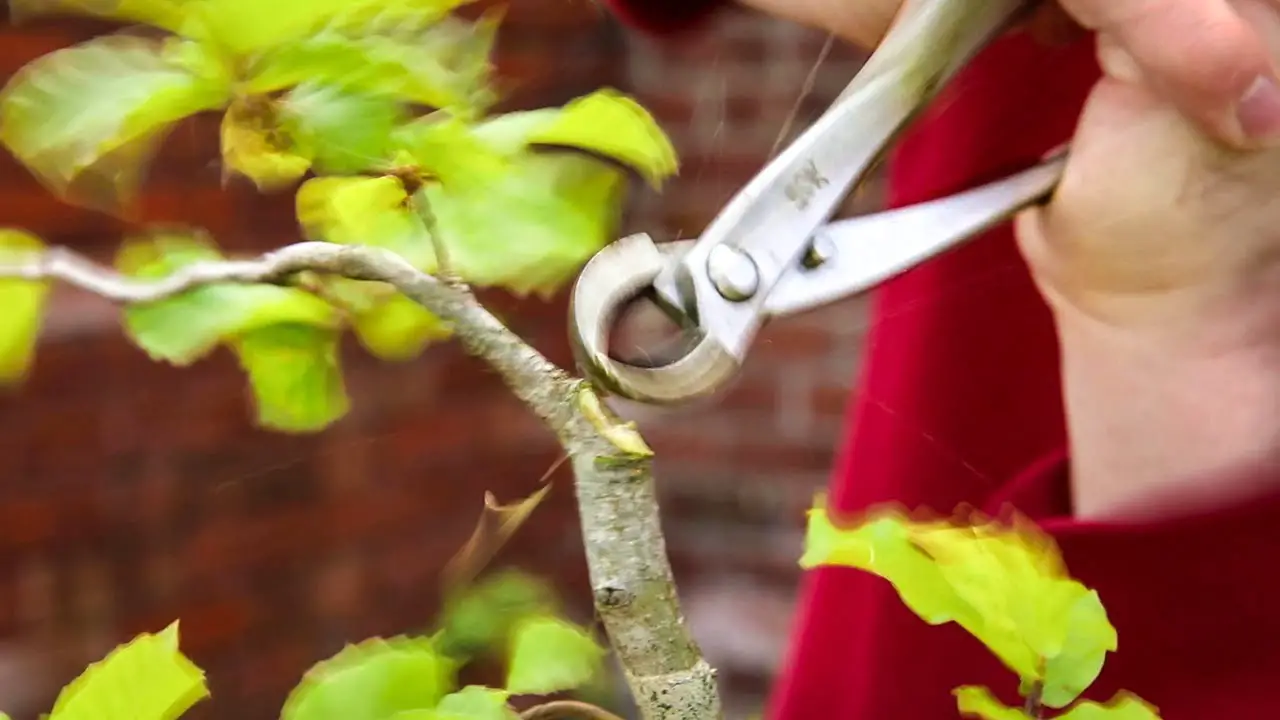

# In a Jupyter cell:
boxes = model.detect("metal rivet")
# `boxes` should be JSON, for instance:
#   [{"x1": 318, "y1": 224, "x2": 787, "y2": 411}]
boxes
[
  {"x1": 803, "y1": 232, "x2": 837, "y2": 269},
  {"x1": 706, "y1": 245, "x2": 760, "y2": 301}
]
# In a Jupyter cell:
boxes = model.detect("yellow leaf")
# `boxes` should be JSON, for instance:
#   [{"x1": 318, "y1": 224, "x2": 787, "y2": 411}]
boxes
[
  {"x1": 392, "y1": 114, "x2": 511, "y2": 190},
  {"x1": 954, "y1": 686, "x2": 1027, "y2": 720},
  {"x1": 220, "y1": 97, "x2": 311, "y2": 191},
  {"x1": 232, "y1": 323, "x2": 350, "y2": 433},
  {"x1": 0, "y1": 230, "x2": 50, "y2": 385},
  {"x1": 8, "y1": 0, "x2": 191, "y2": 33},
  {"x1": 281, "y1": 635, "x2": 456, "y2": 720},
  {"x1": 351, "y1": 292, "x2": 453, "y2": 362},
  {"x1": 0, "y1": 36, "x2": 231, "y2": 211},
  {"x1": 241, "y1": 11, "x2": 498, "y2": 113},
  {"x1": 422, "y1": 153, "x2": 626, "y2": 298},
  {"x1": 504, "y1": 616, "x2": 604, "y2": 696},
  {"x1": 191, "y1": 0, "x2": 478, "y2": 57},
  {"x1": 474, "y1": 88, "x2": 678, "y2": 187},
  {"x1": 802, "y1": 501, "x2": 1117, "y2": 708},
  {"x1": 49, "y1": 621, "x2": 208, "y2": 720},
  {"x1": 295, "y1": 176, "x2": 437, "y2": 270},
  {"x1": 1058, "y1": 692, "x2": 1163, "y2": 719}
]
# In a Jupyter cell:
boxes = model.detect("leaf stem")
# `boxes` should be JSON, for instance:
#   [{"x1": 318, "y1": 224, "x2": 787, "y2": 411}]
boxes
[{"x1": 1024, "y1": 682, "x2": 1044, "y2": 718}]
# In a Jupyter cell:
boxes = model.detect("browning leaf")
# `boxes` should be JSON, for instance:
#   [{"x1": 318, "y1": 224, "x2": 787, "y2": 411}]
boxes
[
  {"x1": 220, "y1": 95, "x2": 312, "y2": 191},
  {"x1": 442, "y1": 485, "x2": 553, "y2": 593}
]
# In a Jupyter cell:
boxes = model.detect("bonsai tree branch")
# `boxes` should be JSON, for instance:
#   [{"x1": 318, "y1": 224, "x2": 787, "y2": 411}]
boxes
[{"x1": 0, "y1": 241, "x2": 722, "y2": 720}]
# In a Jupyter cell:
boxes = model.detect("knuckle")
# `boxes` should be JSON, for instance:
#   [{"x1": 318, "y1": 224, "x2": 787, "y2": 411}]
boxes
[{"x1": 1071, "y1": 0, "x2": 1266, "y2": 97}]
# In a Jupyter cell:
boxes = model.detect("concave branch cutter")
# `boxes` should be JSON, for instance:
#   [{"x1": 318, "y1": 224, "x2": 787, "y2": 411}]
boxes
[{"x1": 569, "y1": 0, "x2": 1065, "y2": 405}]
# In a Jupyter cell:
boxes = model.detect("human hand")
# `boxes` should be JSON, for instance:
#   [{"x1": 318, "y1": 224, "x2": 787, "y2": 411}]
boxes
[
  {"x1": 1016, "y1": 0, "x2": 1280, "y2": 352},
  {"x1": 737, "y1": 0, "x2": 1280, "y2": 346},
  {"x1": 1011, "y1": 2, "x2": 1280, "y2": 520},
  {"x1": 736, "y1": 0, "x2": 1280, "y2": 514}
]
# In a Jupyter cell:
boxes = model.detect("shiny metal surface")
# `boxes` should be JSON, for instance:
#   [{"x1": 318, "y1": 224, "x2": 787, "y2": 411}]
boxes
[
  {"x1": 568, "y1": 234, "x2": 742, "y2": 405},
  {"x1": 649, "y1": 0, "x2": 1031, "y2": 363},
  {"x1": 763, "y1": 153, "x2": 1066, "y2": 317},
  {"x1": 571, "y1": 154, "x2": 1064, "y2": 403},
  {"x1": 568, "y1": 0, "x2": 1043, "y2": 404}
]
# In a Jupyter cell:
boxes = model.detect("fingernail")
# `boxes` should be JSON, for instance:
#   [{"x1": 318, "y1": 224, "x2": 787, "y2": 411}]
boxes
[{"x1": 1237, "y1": 75, "x2": 1280, "y2": 143}]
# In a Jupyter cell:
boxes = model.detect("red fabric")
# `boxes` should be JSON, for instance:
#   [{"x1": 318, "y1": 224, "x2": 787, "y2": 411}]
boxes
[
  {"x1": 602, "y1": 2, "x2": 1280, "y2": 717},
  {"x1": 599, "y1": 0, "x2": 722, "y2": 34}
]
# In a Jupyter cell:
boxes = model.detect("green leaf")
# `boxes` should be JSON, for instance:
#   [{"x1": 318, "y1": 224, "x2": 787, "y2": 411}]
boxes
[
  {"x1": 436, "y1": 570, "x2": 560, "y2": 659},
  {"x1": 473, "y1": 89, "x2": 678, "y2": 186},
  {"x1": 1040, "y1": 591, "x2": 1116, "y2": 708},
  {"x1": 953, "y1": 686, "x2": 1027, "y2": 720},
  {"x1": 8, "y1": 0, "x2": 191, "y2": 34},
  {"x1": 281, "y1": 636, "x2": 457, "y2": 720},
  {"x1": 801, "y1": 501, "x2": 1118, "y2": 709},
  {"x1": 1057, "y1": 693, "x2": 1163, "y2": 719},
  {"x1": 232, "y1": 323, "x2": 349, "y2": 433},
  {"x1": 48, "y1": 621, "x2": 209, "y2": 720},
  {"x1": 423, "y1": 686, "x2": 518, "y2": 720},
  {"x1": 392, "y1": 115, "x2": 512, "y2": 190},
  {"x1": 504, "y1": 616, "x2": 604, "y2": 696},
  {"x1": 189, "y1": 0, "x2": 475, "y2": 56},
  {"x1": 0, "y1": 36, "x2": 232, "y2": 211},
  {"x1": 220, "y1": 97, "x2": 313, "y2": 191},
  {"x1": 116, "y1": 232, "x2": 341, "y2": 365},
  {"x1": 424, "y1": 153, "x2": 626, "y2": 297},
  {"x1": 296, "y1": 176, "x2": 438, "y2": 270},
  {"x1": 0, "y1": 229, "x2": 50, "y2": 385},
  {"x1": 242, "y1": 11, "x2": 496, "y2": 113},
  {"x1": 279, "y1": 83, "x2": 407, "y2": 175},
  {"x1": 352, "y1": 292, "x2": 452, "y2": 362}
]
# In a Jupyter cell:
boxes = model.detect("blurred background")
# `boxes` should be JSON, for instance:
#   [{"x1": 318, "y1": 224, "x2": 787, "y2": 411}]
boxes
[{"x1": 0, "y1": 1, "x2": 878, "y2": 717}]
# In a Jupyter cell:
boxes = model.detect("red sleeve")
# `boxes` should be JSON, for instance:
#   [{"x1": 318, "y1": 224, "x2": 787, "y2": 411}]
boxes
[
  {"x1": 596, "y1": 0, "x2": 725, "y2": 34},
  {"x1": 766, "y1": 26, "x2": 1280, "y2": 720},
  {"x1": 777, "y1": 451, "x2": 1280, "y2": 719}
]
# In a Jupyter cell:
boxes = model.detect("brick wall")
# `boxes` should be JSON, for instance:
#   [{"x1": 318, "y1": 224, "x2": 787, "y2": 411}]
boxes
[{"x1": 0, "y1": 4, "x2": 875, "y2": 719}]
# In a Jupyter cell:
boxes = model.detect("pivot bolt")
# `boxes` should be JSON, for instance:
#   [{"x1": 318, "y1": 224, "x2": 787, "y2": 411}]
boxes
[{"x1": 707, "y1": 245, "x2": 760, "y2": 301}]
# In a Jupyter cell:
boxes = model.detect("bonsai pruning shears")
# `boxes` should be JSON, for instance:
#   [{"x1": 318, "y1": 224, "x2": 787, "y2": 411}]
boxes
[{"x1": 569, "y1": 0, "x2": 1065, "y2": 405}]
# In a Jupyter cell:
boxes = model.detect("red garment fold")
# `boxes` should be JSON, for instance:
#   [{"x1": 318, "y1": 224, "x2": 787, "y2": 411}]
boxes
[{"x1": 598, "y1": 0, "x2": 722, "y2": 34}]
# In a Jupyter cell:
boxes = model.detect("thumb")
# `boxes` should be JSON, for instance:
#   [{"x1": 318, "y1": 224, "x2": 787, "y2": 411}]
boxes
[{"x1": 1060, "y1": 0, "x2": 1280, "y2": 148}]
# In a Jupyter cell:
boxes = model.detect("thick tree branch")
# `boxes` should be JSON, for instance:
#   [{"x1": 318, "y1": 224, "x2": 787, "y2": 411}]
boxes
[{"x1": 0, "y1": 241, "x2": 722, "y2": 719}]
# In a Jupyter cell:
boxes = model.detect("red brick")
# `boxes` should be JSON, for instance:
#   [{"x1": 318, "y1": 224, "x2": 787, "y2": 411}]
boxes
[
  {"x1": 235, "y1": 637, "x2": 317, "y2": 707},
  {"x1": 0, "y1": 497, "x2": 58, "y2": 549},
  {"x1": 754, "y1": 320, "x2": 837, "y2": 359},
  {"x1": 812, "y1": 380, "x2": 855, "y2": 419},
  {"x1": 120, "y1": 591, "x2": 256, "y2": 655},
  {"x1": 313, "y1": 553, "x2": 367, "y2": 621}
]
